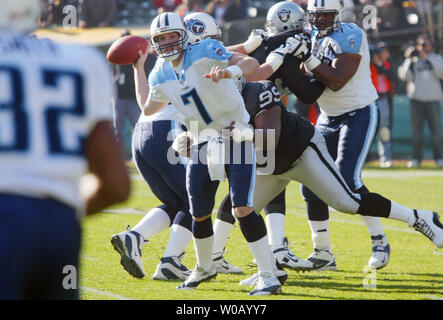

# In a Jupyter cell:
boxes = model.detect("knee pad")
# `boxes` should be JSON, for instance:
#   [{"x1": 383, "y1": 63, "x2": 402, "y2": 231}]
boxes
[
  {"x1": 158, "y1": 204, "x2": 178, "y2": 226},
  {"x1": 217, "y1": 194, "x2": 236, "y2": 224}
]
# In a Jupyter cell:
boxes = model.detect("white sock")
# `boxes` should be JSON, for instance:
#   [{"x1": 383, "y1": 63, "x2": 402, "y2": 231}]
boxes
[
  {"x1": 193, "y1": 236, "x2": 214, "y2": 271},
  {"x1": 388, "y1": 201, "x2": 413, "y2": 223},
  {"x1": 265, "y1": 213, "x2": 285, "y2": 250},
  {"x1": 163, "y1": 224, "x2": 192, "y2": 257},
  {"x1": 132, "y1": 207, "x2": 171, "y2": 240},
  {"x1": 212, "y1": 218, "x2": 234, "y2": 256},
  {"x1": 360, "y1": 215, "x2": 385, "y2": 237},
  {"x1": 308, "y1": 220, "x2": 331, "y2": 250},
  {"x1": 248, "y1": 236, "x2": 274, "y2": 274}
]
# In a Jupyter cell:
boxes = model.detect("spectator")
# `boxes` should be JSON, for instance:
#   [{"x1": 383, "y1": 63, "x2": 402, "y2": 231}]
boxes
[
  {"x1": 154, "y1": 0, "x2": 183, "y2": 13},
  {"x1": 111, "y1": 31, "x2": 157, "y2": 160},
  {"x1": 78, "y1": 0, "x2": 117, "y2": 28},
  {"x1": 370, "y1": 42, "x2": 396, "y2": 168},
  {"x1": 206, "y1": 0, "x2": 243, "y2": 23},
  {"x1": 175, "y1": 0, "x2": 205, "y2": 18},
  {"x1": 398, "y1": 35, "x2": 443, "y2": 168}
]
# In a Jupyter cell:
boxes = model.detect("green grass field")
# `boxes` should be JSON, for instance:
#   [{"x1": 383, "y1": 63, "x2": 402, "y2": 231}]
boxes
[{"x1": 79, "y1": 161, "x2": 443, "y2": 300}]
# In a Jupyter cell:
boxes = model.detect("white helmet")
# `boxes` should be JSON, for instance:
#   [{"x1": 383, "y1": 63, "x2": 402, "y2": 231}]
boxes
[
  {"x1": 307, "y1": 0, "x2": 344, "y2": 37},
  {"x1": 150, "y1": 12, "x2": 188, "y2": 61},
  {"x1": 0, "y1": 0, "x2": 41, "y2": 32},
  {"x1": 265, "y1": 1, "x2": 307, "y2": 35},
  {"x1": 184, "y1": 12, "x2": 222, "y2": 45}
]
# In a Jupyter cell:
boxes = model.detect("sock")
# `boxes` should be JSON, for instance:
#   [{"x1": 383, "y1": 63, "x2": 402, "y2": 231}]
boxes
[
  {"x1": 248, "y1": 236, "x2": 274, "y2": 274},
  {"x1": 192, "y1": 217, "x2": 214, "y2": 270},
  {"x1": 132, "y1": 207, "x2": 171, "y2": 241},
  {"x1": 360, "y1": 215, "x2": 385, "y2": 237},
  {"x1": 265, "y1": 213, "x2": 285, "y2": 250},
  {"x1": 163, "y1": 224, "x2": 192, "y2": 257},
  {"x1": 193, "y1": 236, "x2": 214, "y2": 271},
  {"x1": 308, "y1": 220, "x2": 331, "y2": 250},
  {"x1": 238, "y1": 212, "x2": 273, "y2": 274},
  {"x1": 388, "y1": 201, "x2": 413, "y2": 223},
  {"x1": 212, "y1": 218, "x2": 234, "y2": 256}
]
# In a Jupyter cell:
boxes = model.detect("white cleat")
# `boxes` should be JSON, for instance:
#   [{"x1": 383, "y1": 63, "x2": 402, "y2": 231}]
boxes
[
  {"x1": 307, "y1": 248, "x2": 338, "y2": 271},
  {"x1": 248, "y1": 272, "x2": 282, "y2": 296},
  {"x1": 368, "y1": 234, "x2": 391, "y2": 270},
  {"x1": 212, "y1": 252, "x2": 242, "y2": 274},
  {"x1": 273, "y1": 247, "x2": 313, "y2": 271},
  {"x1": 153, "y1": 255, "x2": 191, "y2": 280},
  {"x1": 176, "y1": 264, "x2": 217, "y2": 290},
  {"x1": 409, "y1": 210, "x2": 443, "y2": 248},
  {"x1": 110, "y1": 226, "x2": 146, "y2": 278},
  {"x1": 239, "y1": 261, "x2": 287, "y2": 286}
]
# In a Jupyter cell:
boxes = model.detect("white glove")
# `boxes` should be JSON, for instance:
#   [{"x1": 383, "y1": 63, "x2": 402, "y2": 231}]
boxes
[
  {"x1": 231, "y1": 122, "x2": 254, "y2": 144},
  {"x1": 243, "y1": 29, "x2": 268, "y2": 54},
  {"x1": 286, "y1": 34, "x2": 321, "y2": 70},
  {"x1": 172, "y1": 131, "x2": 194, "y2": 158},
  {"x1": 265, "y1": 44, "x2": 288, "y2": 72}
]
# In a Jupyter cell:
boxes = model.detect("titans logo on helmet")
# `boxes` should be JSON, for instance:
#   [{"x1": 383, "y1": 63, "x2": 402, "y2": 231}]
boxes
[
  {"x1": 278, "y1": 9, "x2": 291, "y2": 23},
  {"x1": 186, "y1": 19, "x2": 206, "y2": 36}
]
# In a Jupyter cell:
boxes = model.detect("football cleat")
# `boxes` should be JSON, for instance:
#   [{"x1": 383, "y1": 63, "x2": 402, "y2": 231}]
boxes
[
  {"x1": 212, "y1": 252, "x2": 242, "y2": 274},
  {"x1": 307, "y1": 248, "x2": 338, "y2": 271},
  {"x1": 153, "y1": 255, "x2": 192, "y2": 280},
  {"x1": 110, "y1": 226, "x2": 146, "y2": 278},
  {"x1": 239, "y1": 261, "x2": 287, "y2": 286},
  {"x1": 248, "y1": 272, "x2": 282, "y2": 296},
  {"x1": 368, "y1": 234, "x2": 391, "y2": 270},
  {"x1": 176, "y1": 264, "x2": 217, "y2": 290},
  {"x1": 409, "y1": 210, "x2": 443, "y2": 248},
  {"x1": 273, "y1": 247, "x2": 313, "y2": 271}
]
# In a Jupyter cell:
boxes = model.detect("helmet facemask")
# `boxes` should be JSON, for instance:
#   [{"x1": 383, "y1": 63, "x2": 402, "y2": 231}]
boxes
[{"x1": 150, "y1": 29, "x2": 188, "y2": 61}]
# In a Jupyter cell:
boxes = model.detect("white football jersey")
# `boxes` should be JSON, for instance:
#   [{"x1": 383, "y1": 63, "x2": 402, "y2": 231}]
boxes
[
  {"x1": 148, "y1": 39, "x2": 249, "y2": 141},
  {"x1": 0, "y1": 31, "x2": 113, "y2": 211},
  {"x1": 311, "y1": 23, "x2": 378, "y2": 116}
]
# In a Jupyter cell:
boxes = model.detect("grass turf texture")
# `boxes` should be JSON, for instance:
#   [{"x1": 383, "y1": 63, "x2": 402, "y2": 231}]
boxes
[{"x1": 79, "y1": 161, "x2": 443, "y2": 300}]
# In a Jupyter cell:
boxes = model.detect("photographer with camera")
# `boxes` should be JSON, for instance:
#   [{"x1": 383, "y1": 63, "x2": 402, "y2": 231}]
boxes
[
  {"x1": 370, "y1": 42, "x2": 396, "y2": 168},
  {"x1": 398, "y1": 35, "x2": 443, "y2": 168}
]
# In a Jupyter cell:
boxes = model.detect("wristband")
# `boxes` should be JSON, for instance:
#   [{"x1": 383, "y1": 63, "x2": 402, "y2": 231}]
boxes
[
  {"x1": 265, "y1": 52, "x2": 285, "y2": 72},
  {"x1": 243, "y1": 38, "x2": 262, "y2": 54},
  {"x1": 226, "y1": 65, "x2": 243, "y2": 79},
  {"x1": 304, "y1": 55, "x2": 321, "y2": 71}
]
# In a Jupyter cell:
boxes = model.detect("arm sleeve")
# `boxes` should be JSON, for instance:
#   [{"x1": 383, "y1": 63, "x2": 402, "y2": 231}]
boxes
[{"x1": 277, "y1": 56, "x2": 326, "y2": 104}]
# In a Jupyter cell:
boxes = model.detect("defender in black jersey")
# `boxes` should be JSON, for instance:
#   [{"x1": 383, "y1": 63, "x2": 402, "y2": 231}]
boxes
[{"x1": 220, "y1": 80, "x2": 443, "y2": 285}]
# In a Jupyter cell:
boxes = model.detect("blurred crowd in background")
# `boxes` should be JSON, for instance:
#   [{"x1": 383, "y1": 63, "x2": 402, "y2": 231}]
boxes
[{"x1": 36, "y1": 0, "x2": 443, "y2": 167}]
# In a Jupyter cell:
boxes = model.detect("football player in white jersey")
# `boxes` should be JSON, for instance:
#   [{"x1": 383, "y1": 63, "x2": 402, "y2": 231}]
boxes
[
  {"x1": 133, "y1": 12, "x2": 281, "y2": 295},
  {"x1": 285, "y1": 0, "x2": 392, "y2": 270},
  {"x1": 0, "y1": 0, "x2": 130, "y2": 299}
]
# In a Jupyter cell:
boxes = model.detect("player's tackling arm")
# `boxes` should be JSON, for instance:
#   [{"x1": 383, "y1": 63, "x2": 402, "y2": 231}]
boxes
[
  {"x1": 309, "y1": 53, "x2": 361, "y2": 91},
  {"x1": 85, "y1": 121, "x2": 130, "y2": 215}
]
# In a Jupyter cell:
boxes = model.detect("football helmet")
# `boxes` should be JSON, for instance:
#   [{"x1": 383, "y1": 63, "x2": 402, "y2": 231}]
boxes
[
  {"x1": 0, "y1": 0, "x2": 41, "y2": 32},
  {"x1": 184, "y1": 12, "x2": 222, "y2": 45},
  {"x1": 150, "y1": 12, "x2": 188, "y2": 61},
  {"x1": 307, "y1": 0, "x2": 344, "y2": 37},
  {"x1": 265, "y1": 1, "x2": 307, "y2": 35}
]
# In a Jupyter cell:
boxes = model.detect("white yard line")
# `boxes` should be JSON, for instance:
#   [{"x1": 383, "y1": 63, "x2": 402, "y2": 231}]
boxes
[{"x1": 80, "y1": 286, "x2": 133, "y2": 300}]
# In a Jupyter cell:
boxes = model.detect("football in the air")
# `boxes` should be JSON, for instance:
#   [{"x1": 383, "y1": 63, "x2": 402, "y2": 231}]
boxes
[{"x1": 106, "y1": 35, "x2": 148, "y2": 65}]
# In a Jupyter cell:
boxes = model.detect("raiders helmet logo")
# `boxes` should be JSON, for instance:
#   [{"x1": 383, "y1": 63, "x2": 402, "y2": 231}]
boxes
[
  {"x1": 278, "y1": 9, "x2": 291, "y2": 23},
  {"x1": 186, "y1": 19, "x2": 205, "y2": 35}
]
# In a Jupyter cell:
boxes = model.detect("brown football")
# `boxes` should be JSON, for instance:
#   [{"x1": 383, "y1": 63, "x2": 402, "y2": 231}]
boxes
[{"x1": 106, "y1": 35, "x2": 148, "y2": 65}]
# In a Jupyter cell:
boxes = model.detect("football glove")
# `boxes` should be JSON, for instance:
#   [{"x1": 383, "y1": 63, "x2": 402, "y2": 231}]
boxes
[
  {"x1": 172, "y1": 131, "x2": 194, "y2": 158},
  {"x1": 243, "y1": 29, "x2": 268, "y2": 54},
  {"x1": 286, "y1": 34, "x2": 321, "y2": 71}
]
